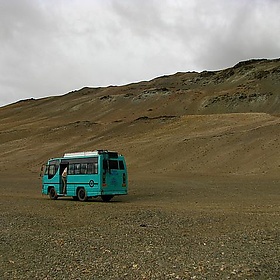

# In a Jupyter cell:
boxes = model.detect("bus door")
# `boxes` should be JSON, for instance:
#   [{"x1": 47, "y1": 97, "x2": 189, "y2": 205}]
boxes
[
  {"x1": 102, "y1": 158, "x2": 125, "y2": 193},
  {"x1": 60, "y1": 163, "x2": 68, "y2": 194}
]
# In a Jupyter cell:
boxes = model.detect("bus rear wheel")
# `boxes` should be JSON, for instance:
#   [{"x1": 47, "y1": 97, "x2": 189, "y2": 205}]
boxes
[
  {"x1": 77, "y1": 188, "x2": 88, "y2": 202},
  {"x1": 49, "y1": 187, "x2": 58, "y2": 200},
  {"x1": 101, "y1": 195, "x2": 114, "y2": 202}
]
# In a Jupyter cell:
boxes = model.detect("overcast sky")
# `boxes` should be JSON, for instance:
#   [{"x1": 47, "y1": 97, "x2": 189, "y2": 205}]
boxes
[{"x1": 0, "y1": 0, "x2": 279, "y2": 107}]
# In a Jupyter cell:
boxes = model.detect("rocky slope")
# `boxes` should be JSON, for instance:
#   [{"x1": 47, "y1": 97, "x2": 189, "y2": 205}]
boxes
[{"x1": 0, "y1": 58, "x2": 279, "y2": 177}]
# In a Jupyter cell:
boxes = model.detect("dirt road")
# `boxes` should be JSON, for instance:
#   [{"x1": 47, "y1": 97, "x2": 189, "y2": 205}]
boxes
[{"x1": 1, "y1": 174, "x2": 279, "y2": 279}]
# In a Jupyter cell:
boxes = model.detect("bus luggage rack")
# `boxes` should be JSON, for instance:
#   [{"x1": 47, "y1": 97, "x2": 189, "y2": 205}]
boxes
[
  {"x1": 64, "y1": 151, "x2": 99, "y2": 158},
  {"x1": 63, "y1": 150, "x2": 118, "y2": 158}
]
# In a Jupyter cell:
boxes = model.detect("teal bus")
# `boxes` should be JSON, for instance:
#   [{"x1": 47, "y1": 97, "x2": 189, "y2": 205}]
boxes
[{"x1": 42, "y1": 150, "x2": 128, "y2": 202}]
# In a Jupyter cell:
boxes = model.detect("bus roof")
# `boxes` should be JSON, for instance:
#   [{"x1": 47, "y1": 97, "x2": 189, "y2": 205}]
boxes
[{"x1": 63, "y1": 150, "x2": 120, "y2": 158}]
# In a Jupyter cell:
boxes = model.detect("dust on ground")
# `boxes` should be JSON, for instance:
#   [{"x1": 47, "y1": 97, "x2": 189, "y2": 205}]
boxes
[{"x1": 1, "y1": 174, "x2": 279, "y2": 279}]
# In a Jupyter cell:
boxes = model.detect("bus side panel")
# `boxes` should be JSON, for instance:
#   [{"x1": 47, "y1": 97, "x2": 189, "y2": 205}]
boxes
[
  {"x1": 64, "y1": 173, "x2": 75, "y2": 196},
  {"x1": 87, "y1": 173, "x2": 102, "y2": 197},
  {"x1": 42, "y1": 173, "x2": 61, "y2": 195},
  {"x1": 67, "y1": 173, "x2": 101, "y2": 197}
]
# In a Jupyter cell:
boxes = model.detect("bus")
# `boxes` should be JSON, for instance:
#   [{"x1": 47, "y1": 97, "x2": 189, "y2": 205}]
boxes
[{"x1": 42, "y1": 150, "x2": 128, "y2": 202}]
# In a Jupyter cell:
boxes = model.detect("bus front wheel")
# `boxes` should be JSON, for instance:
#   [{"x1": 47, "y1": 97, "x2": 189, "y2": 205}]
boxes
[
  {"x1": 49, "y1": 187, "x2": 58, "y2": 200},
  {"x1": 77, "y1": 188, "x2": 88, "y2": 202}
]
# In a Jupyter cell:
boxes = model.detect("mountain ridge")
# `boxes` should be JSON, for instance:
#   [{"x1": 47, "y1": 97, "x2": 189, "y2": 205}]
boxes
[{"x1": 0, "y1": 58, "x2": 279, "y2": 177}]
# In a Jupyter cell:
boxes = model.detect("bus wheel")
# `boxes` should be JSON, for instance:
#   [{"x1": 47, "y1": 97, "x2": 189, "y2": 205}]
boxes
[
  {"x1": 49, "y1": 187, "x2": 58, "y2": 200},
  {"x1": 101, "y1": 195, "x2": 114, "y2": 202},
  {"x1": 77, "y1": 188, "x2": 88, "y2": 202}
]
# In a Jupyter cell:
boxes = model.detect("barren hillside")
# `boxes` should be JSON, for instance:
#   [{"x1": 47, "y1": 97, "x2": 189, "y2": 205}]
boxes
[{"x1": 0, "y1": 58, "x2": 279, "y2": 177}]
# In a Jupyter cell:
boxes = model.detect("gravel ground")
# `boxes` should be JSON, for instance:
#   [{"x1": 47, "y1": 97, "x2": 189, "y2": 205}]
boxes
[{"x1": 0, "y1": 175, "x2": 279, "y2": 279}]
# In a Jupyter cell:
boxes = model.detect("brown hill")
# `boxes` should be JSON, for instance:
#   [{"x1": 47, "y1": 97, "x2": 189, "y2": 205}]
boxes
[{"x1": 0, "y1": 58, "x2": 279, "y2": 177}]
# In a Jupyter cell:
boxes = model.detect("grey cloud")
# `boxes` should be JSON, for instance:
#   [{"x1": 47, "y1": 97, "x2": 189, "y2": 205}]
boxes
[{"x1": 0, "y1": 0, "x2": 279, "y2": 107}]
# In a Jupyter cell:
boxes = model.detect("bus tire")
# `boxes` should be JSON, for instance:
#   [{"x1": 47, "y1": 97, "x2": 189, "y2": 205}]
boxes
[
  {"x1": 49, "y1": 187, "x2": 58, "y2": 200},
  {"x1": 101, "y1": 195, "x2": 114, "y2": 202},
  {"x1": 77, "y1": 188, "x2": 88, "y2": 202}
]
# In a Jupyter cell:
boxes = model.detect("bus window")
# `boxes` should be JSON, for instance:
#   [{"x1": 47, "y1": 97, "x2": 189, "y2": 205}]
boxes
[
  {"x1": 87, "y1": 163, "x2": 94, "y2": 174},
  {"x1": 48, "y1": 164, "x2": 57, "y2": 179},
  {"x1": 109, "y1": 160, "x2": 118, "y2": 170},
  {"x1": 94, "y1": 162, "x2": 98, "y2": 174},
  {"x1": 81, "y1": 163, "x2": 87, "y2": 174},
  {"x1": 74, "y1": 163, "x2": 81, "y2": 174},
  {"x1": 119, "y1": 160, "x2": 124, "y2": 170},
  {"x1": 49, "y1": 165, "x2": 56, "y2": 175},
  {"x1": 68, "y1": 164, "x2": 74, "y2": 175},
  {"x1": 87, "y1": 163, "x2": 98, "y2": 174}
]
